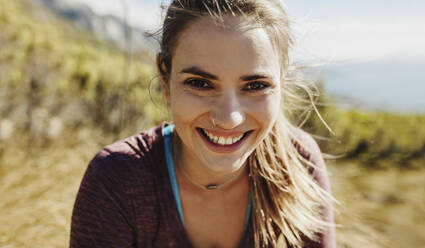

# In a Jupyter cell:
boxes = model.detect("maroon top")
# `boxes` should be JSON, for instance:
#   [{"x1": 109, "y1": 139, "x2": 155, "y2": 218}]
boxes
[{"x1": 70, "y1": 123, "x2": 335, "y2": 247}]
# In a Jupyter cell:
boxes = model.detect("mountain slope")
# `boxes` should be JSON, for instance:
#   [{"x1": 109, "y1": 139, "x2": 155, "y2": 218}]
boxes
[
  {"x1": 0, "y1": 0, "x2": 163, "y2": 140},
  {"x1": 35, "y1": 0, "x2": 158, "y2": 53}
]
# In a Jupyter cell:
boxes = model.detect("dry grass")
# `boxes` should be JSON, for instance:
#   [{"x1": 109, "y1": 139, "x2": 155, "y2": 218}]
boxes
[
  {"x1": 1, "y1": 131, "x2": 424, "y2": 247},
  {"x1": 0, "y1": 129, "x2": 110, "y2": 247},
  {"x1": 329, "y1": 161, "x2": 425, "y2": 248}
]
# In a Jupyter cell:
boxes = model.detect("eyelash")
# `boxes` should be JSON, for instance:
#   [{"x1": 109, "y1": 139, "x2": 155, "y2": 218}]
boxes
[
  {"x1": 242, "y1": 81, "x2": 271, "y2": 92},
  {"x1": 183, "y1": 78, "x2": 213, "y2": 90},
  {"x1": 183, "y1": 78, "x2": 271, "y2": 92}
]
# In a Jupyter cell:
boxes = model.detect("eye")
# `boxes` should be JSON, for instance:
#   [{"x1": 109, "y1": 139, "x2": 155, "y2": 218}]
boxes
[
  {"x1": 243, "y1": 81, "x2": 271, "y2": 91},
  {"x1": 183, "y1": 78, "x2": 213, "y2": 90}
]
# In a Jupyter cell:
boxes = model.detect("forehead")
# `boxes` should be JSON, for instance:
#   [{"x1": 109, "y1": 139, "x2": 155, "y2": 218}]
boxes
[{"x1": 171, "y1": 16, "x2": 281, "y2": 78}]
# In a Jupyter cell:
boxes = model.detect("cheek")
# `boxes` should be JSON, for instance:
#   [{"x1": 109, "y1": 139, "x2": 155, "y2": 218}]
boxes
[
  {"x1": 247, "y1": 92, "x2": 281, "y2": 126},
  {"x1": 169, "y1": 89, "x2": 211, "y2": 124}
]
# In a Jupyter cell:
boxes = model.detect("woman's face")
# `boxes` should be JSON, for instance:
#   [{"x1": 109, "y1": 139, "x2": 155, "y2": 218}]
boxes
[{"x1": 164, "y1": 16, "x2": 282, "y2": 174}]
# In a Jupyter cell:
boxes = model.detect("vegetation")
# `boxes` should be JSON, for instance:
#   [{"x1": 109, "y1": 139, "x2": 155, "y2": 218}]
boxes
[
  {"x1": 0, "y1": 0, "x2": 423, "y2": 247},
  {"x1": 304, "y1": 95, "x2": 425, "y2": 168},
  {"x1": 0, "y1": 0, "x2": 166, "y2": 143}
]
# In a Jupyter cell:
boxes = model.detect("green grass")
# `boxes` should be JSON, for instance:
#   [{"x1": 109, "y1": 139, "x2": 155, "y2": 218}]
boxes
[{"x1": 302, "y1": 97, "x2": 425, "y2": 167}]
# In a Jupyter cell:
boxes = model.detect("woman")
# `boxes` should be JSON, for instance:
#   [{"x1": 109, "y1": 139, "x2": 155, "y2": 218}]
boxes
[{"x1": 70, "y1": 0, "x2": 336, "y2": 247}]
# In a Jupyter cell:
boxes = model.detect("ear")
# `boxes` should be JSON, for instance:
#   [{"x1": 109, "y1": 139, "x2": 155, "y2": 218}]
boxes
[{"x1": 156, "y1": 54, "x2": 171, "y2": 101}]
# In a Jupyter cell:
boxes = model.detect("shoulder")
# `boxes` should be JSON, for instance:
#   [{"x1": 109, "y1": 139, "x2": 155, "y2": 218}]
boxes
[
  {"x1": 290, "y1": 127, "x2": 336, "y2": 247},
  {"x1": 289, "y1": 126, "x2": 330, "y2": 190},
  {"x1": 71, "y1": 124, "x2": 173, "y2": 246},
  {"x1": 101, "y1": 124, "x2": 165, "y2": 162},
  {"x1": 289, "y1": 126, "x2": 322, "y2": 165},
  {"x1": 84, "y1": 124, "x2": 168, "y2": 187}
]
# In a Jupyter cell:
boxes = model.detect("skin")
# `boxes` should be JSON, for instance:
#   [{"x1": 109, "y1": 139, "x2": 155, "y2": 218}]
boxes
[{"x1": 160, "y1": 16, "x2": 283, "y2": 248}]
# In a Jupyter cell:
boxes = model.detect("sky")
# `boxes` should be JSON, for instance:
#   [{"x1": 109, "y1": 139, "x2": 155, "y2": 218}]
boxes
[{"x1": 65, "y1": 0, "x2": 425, "y2": 63}]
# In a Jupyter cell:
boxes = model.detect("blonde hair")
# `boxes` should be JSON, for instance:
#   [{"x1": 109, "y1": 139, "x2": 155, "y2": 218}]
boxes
[
  {"x1": 156, "y1": 0, "x2": 334, "y2": 247},
  {"x1": 250, "y1": 113, "x2": 333, "y2": 247}
]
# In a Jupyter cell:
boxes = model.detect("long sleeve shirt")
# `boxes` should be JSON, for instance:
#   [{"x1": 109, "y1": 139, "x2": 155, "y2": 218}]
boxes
[{"x1": 70, "y1": 123, "x2": 335, "y2": 247}]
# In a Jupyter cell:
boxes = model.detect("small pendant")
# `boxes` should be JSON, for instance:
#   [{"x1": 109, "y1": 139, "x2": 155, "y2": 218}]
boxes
[{"x1": 206, "y1": 184, "x2": 217, "y2": 190}]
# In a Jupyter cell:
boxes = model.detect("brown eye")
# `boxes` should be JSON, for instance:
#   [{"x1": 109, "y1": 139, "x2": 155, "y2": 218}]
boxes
[
  {"x1": 243, "y1": 81, "x2": 270, "y2": 91},
  {"x1": 183, "y1": 78, "x2": 214, "y2": 90}
]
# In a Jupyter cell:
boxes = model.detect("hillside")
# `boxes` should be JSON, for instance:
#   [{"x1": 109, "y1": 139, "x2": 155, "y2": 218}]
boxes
[
  {"x1": 0, "y1": 0, "x2": 164, "y2": 143},
  {"x1": 34, "y1": 0, "x2": 157, "y2": 52}
]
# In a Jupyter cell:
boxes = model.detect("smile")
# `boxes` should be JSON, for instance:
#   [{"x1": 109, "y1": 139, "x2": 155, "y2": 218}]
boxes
[{"x1": 197, "y1": 128, "x2": 251, "y2": 146}]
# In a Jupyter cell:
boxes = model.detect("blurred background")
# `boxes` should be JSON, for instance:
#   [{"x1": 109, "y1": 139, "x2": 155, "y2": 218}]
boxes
[{"x1": 0, "y1": 0, "x2": 424, "y2": 247}]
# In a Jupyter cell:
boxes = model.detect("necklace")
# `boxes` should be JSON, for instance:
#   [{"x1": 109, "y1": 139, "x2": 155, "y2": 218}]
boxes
[
  {"x1": 176, "y1": 163, "x2": 247, "y2": 190},
  {"x1": 171, "y1": 131, "x2": 247, "y2": 190}
]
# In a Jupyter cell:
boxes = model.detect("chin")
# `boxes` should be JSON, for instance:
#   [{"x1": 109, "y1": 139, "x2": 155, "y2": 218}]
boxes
[{"x1": 199, "y1": 149, "x2": 252, "y2": 173}]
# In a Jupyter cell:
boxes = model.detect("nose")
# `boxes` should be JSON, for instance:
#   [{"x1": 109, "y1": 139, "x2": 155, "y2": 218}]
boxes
[{"x1": 210, "y1": 92, "x2": 246, "y2": 129}]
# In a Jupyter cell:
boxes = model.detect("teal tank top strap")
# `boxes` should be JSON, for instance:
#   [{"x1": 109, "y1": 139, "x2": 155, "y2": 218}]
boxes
[
  {"x1": 163, "y1": 124, "x2": 185, "y2": 226},
  {"x1": 240, "y1": 193, "x2": 252, "y2": 247}
]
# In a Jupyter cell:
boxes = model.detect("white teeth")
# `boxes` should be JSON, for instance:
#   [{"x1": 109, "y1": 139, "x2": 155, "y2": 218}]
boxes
[
  {"x1": 202, "y1": 129, "x2": 245, "y2": 146},
  {"x1": 218, "y1": 137, "x2": 225, "y2": 145}
]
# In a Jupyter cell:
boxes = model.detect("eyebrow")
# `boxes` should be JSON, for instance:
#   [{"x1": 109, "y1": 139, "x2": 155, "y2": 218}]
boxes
[
  {"x1": 180, "y1": 66, "x2": 218, "y2": 80},
  {"x1": 240, "y1": 74, "x2": 269, "y2": 81},
  {"x1": 180, "y1": 66, "x2": 271, "y2": 81}
]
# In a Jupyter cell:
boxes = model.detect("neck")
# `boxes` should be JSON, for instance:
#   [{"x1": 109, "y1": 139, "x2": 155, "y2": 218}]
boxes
[
  {"x1": 176, "y1": 160, "x2": 248, "y2": 191},
  {"x1": 172, "y1": 133, "x2": 248, "y2": 191}
]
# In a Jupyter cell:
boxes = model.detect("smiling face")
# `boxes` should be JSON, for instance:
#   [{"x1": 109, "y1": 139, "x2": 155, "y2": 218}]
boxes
[{"x1": 164, "y1": 16, "x2": 282, "y2": 175}]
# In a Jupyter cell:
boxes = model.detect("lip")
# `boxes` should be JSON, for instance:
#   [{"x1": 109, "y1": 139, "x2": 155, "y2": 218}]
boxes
[{"x1": 196, "y1": 128, "x2": 252, "y2": 154}]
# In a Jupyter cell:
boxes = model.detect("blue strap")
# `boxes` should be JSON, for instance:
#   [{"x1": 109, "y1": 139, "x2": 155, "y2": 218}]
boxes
[
  {"x1": 163, "y1": 124, "x2": 185, "y2": 226},
  {"x1": 163, "y1": 124, "x2": 252, "y2": 246},
  {"x1": 240, "y1": 194, "x2": 252, "y2": 247}
]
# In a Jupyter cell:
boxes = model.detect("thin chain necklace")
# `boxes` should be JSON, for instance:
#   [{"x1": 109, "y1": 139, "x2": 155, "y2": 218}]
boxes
[
  {"x1": 176, "y1": 161, "x2": 247, "y2": 190},
  {"x1": 172, "y1": 131, "x2": 247, "y2": 190}
]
